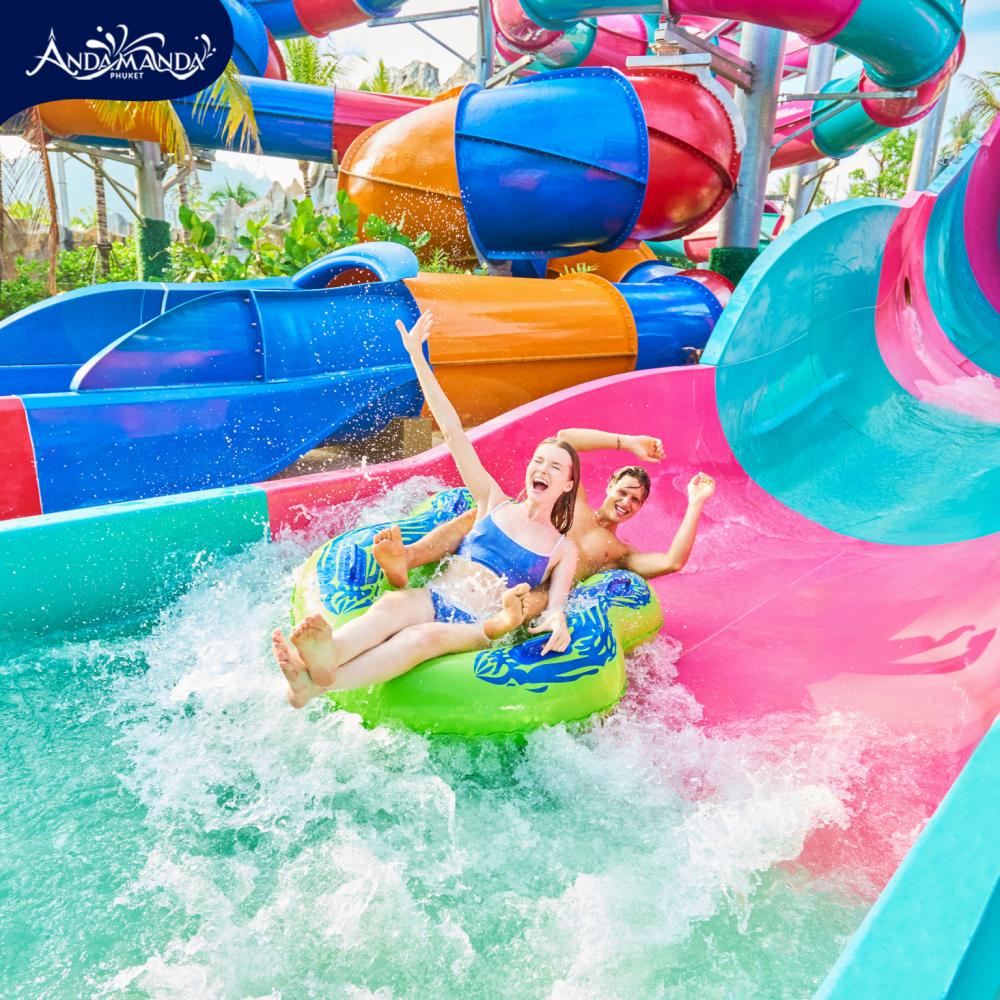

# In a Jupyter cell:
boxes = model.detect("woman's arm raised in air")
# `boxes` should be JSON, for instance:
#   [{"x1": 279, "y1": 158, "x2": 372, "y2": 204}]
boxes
[
  {"x1": 397, "y1": 312, "x2": 502, "y2": 508},
  {"x1": 556, "y1": 428, "x2": 664, "y2": 462}
]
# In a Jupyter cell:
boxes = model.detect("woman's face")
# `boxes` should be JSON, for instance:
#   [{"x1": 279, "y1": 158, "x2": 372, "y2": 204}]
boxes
[{"x1": 524, "y1": 443, "x2": 574, "y2": 504}]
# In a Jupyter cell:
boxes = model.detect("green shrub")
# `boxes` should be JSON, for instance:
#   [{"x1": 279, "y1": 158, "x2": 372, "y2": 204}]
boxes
[{"x1": 0, "y1": 258, "x2": 49, "y2": 319}]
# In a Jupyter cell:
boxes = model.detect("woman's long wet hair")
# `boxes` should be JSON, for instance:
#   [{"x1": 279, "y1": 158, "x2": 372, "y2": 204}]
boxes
[{"x1": 532, "y1": 437, "x2": 580, "y2": 535}]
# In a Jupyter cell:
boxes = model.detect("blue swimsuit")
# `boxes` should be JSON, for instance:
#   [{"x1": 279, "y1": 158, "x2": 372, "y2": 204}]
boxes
[{"x1": 430, "y1": 500, "x2": 564, "y2": 625}]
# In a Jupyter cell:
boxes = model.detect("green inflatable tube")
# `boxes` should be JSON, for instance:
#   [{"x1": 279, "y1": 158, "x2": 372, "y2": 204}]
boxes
[{"x1": 291, "y1": 489, "x2": 663, "y2": 736}]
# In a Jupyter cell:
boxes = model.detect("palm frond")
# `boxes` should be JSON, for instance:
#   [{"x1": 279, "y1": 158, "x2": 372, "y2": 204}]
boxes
[
  {"x1": 962, "y1": 71, "x2": 1000, "y2": 129},
  {"x1": 87, "y1": 99, "x2": 192, "y2": 162},
  {"x1": 360, "y1": 59, "x2": 394, "y2": 94},
  {"x1": 281, "y1": 37, "x2": 346, "y2": 87},
  {"x1": 191, "y1": 60, "x2": 260, "y2": 155}
]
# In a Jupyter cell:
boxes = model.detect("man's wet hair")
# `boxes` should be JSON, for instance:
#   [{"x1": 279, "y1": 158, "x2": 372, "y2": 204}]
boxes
[{"x1": 608, "y1": 466, "x2": 651, "y2": 502}]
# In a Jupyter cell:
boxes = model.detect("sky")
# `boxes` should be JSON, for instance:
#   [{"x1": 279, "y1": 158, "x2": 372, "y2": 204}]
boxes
[{"x1": 3, "y1": 0, "x2": 999, "y2": 220}]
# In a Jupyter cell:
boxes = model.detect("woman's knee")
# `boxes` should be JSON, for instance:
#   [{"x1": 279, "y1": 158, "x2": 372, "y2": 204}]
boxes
[
  {"x1": 406, "y1": 622, "x2": 455, "y2": 652},
  {"x1": 406, "y1": 621, "x2": 486, "y2": 655},
  {"x1": 375, "y1": 588, "x2": 422, "y2": 612}
]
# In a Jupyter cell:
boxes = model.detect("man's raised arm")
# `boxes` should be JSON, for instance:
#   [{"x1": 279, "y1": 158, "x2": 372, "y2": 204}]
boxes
[
  {"x1": 556, "y1": 428, "x2": 664, "y2": 462},
  {"x1": 622, "y1": 473, "x2": 715, "y2": 579}
]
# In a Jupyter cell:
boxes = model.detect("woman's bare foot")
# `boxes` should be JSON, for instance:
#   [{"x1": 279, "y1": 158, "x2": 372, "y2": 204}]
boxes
[
  {"x1": 483, "y1": 583, "x2": 531, "y2": 640},
  {"x1": 290, "y1": 613, "x2": 340, "y2": 687},
  {"x1": 373, "y1": 525, "x2": 409, "y2": 589},
  {"x1": 272, "y1": 629, "x2": 325, "y2": 708}
]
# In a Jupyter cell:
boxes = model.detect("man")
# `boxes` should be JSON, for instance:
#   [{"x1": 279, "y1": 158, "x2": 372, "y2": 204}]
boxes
[{"x1": 372, "y1": 428, "x2": 716, "y2": 652}]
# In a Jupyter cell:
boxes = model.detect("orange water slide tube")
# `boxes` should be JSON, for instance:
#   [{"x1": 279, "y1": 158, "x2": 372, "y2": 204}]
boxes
[{"x1": 403, "y1": 271, "x2": 639, "y2": 424}]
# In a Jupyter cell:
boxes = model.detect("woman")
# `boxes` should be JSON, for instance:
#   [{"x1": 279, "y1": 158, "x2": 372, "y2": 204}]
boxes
[{"x1": 272, "y1": 310, "x2": 580, "y2": 708}]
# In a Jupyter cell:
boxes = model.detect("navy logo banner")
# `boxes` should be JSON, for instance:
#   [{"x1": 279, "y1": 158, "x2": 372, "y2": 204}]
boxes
[{"x1": 2, "y1": 2, "x2": 234, "y2": 122}]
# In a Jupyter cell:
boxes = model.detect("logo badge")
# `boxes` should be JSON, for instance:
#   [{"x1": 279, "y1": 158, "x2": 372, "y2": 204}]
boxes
[
  {"x1": 26, "y1": 27, "x2": 217, "y2": 83},
  {"x1": 2, "y1": 2, "x2": 234, "y2": 123}
]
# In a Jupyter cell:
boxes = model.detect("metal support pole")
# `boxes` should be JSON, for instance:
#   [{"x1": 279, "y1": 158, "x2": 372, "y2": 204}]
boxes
[
  {"x1": 785, "y1": 43, "x2": 836, "y2": 225},
  {"x1": 907, "y1": 86, "x2": 949, "y2": 192},
  {"x1": 368, "y1": 6, "x2": 476, "y2": 25},
  {"x1": 475, "y1": 0, "x2": 494, "y2": 85},
  {"x1": 718, "y1": 25, "x2": 787, "y2": 249},
  {"x1": 135, "y1": 141, "x2": 165, "y2": 220},
  {"x1": 53, "y1": 149, "x2": 73, "y2": 250},
  {"x1": 134, "y1": 140, "x2": 169, "y2": 279},
  {"x1": 412, "y1": 23, "x2": 475, "y2": 68}
]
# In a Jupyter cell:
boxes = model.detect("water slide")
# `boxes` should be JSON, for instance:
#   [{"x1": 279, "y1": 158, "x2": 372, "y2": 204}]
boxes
[
  {"x1": 0, "y1": 244, "x2": 723, "y2": 518},
  {"x1": 495, "y1": 0, "x2": 963, "y2": 166},
  {"x1": 258, "y1": 117, "x2": 1000, "y2": 753}
]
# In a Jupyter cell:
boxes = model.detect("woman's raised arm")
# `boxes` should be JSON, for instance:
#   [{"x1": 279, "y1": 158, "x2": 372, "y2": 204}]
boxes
[{"x1": 397, "y1": 312, "x2": 502, "y2": 507}]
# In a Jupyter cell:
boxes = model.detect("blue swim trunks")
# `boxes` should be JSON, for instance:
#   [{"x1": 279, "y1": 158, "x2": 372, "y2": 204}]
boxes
[{"x1": 430, "y1": 590, "x2": 477, "y2": 625}]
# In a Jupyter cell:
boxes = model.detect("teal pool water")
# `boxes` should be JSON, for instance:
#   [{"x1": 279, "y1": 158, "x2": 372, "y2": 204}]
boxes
[{"x1": 0, "y1": 484, "x2": 941, "y2": 999}]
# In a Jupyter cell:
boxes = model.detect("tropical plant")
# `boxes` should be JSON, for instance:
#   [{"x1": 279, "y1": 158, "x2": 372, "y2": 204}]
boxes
[
  {"x1": 847, "y1": 129, "x2": 916, "y2": 200},
  {"x1": 86, "y1": 61, "x2": 259, "y2": 163},
  {"x1": 71, "y1": 207, "x2": 97, "y2": 229},
  {"x1": 938, "y1": 109, "x2": 980, "y2": 169},
  {"x1": 359, "y1": 59, "x2": 394, "y2": 94},
  {"x1": 208, "y1": 180, "x2": 259, "y2": 207},
  {"x1": 170, "y1": 192, "x2": 446, "y2": 282},
  {"x1": 421, "y1": 246, "x2": 464, "y2": 273},
  {"x1": 0, "y1": 258, "x2": 48, "y2": 318},
  {"x1": 0, "y1": 240, "x2": 140, "y2": 319},
  {"x1": 6, "y1": 201, "x2": 45, "y2": 222},
  {"x1": 362, "y1": 212, "x2": 431, "y2": 253},
  {"x1": 281, "y1": 36, "x2": 346, "y2": 88},
  {"x1": 655, "y1": 252, "x2": 696, "y2": 269},
  {"x1": 56, "y1": 239, "x2": 138, "y2": 287},
  {"x1": 964, "y1": 71, "x2": 1000, "y2": 130}
]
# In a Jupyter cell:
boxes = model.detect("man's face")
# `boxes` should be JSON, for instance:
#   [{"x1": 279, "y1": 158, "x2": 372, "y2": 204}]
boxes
[{"x1": 599, "y1": 474, "x2": 647, "y2": 525}]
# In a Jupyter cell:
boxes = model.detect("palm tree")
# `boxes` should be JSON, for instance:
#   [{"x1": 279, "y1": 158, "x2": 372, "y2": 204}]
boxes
[
  {"x1": 90, "y1": 155, "x2": 112, "y2": 275},
  {"x1": 280, "y1": 37, "x2": 347, "y2": 195},
  {"x1": 939, "y1": 109, "x2": 979, "y2": 168},
  {"x1": 964, "y1": 71, "x2": 1000, "y2": 129}
]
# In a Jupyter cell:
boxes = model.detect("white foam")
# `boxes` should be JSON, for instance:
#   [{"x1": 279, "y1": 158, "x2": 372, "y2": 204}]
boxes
[{"x1": 78, "y1": 487, "x2": 914, "y2": 997}]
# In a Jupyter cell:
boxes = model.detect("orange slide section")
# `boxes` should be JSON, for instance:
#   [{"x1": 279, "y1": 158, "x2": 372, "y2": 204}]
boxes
[
  {"x1": 37, "y1": 102, "x2": 161, "y2": 144},
  {"x1": 403, "y1": 271, "x2": 638, "y2": 425},
  {"x1": 339, "y1": 94, "x2": 472, "y2": 261}
]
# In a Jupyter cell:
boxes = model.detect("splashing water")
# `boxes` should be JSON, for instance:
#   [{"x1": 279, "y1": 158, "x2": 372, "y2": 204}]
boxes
[{"x1": 0, "y1": 482, "x2": 952, "y2": 999}]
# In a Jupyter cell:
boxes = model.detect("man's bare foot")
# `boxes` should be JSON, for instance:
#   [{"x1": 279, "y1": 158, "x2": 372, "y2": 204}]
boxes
[
  {"x1": 373, "y1": 524, "x2": 409, "y2": 589},
  {"x1": 483, "y1": 583, "x2": 531, "y2": 641},
  {"x1": 290, "y1": 613, "x2": 340, "y2": 687},
  {"x1": 272, "y1": 629, "x2": 325, "y2": 708}
]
